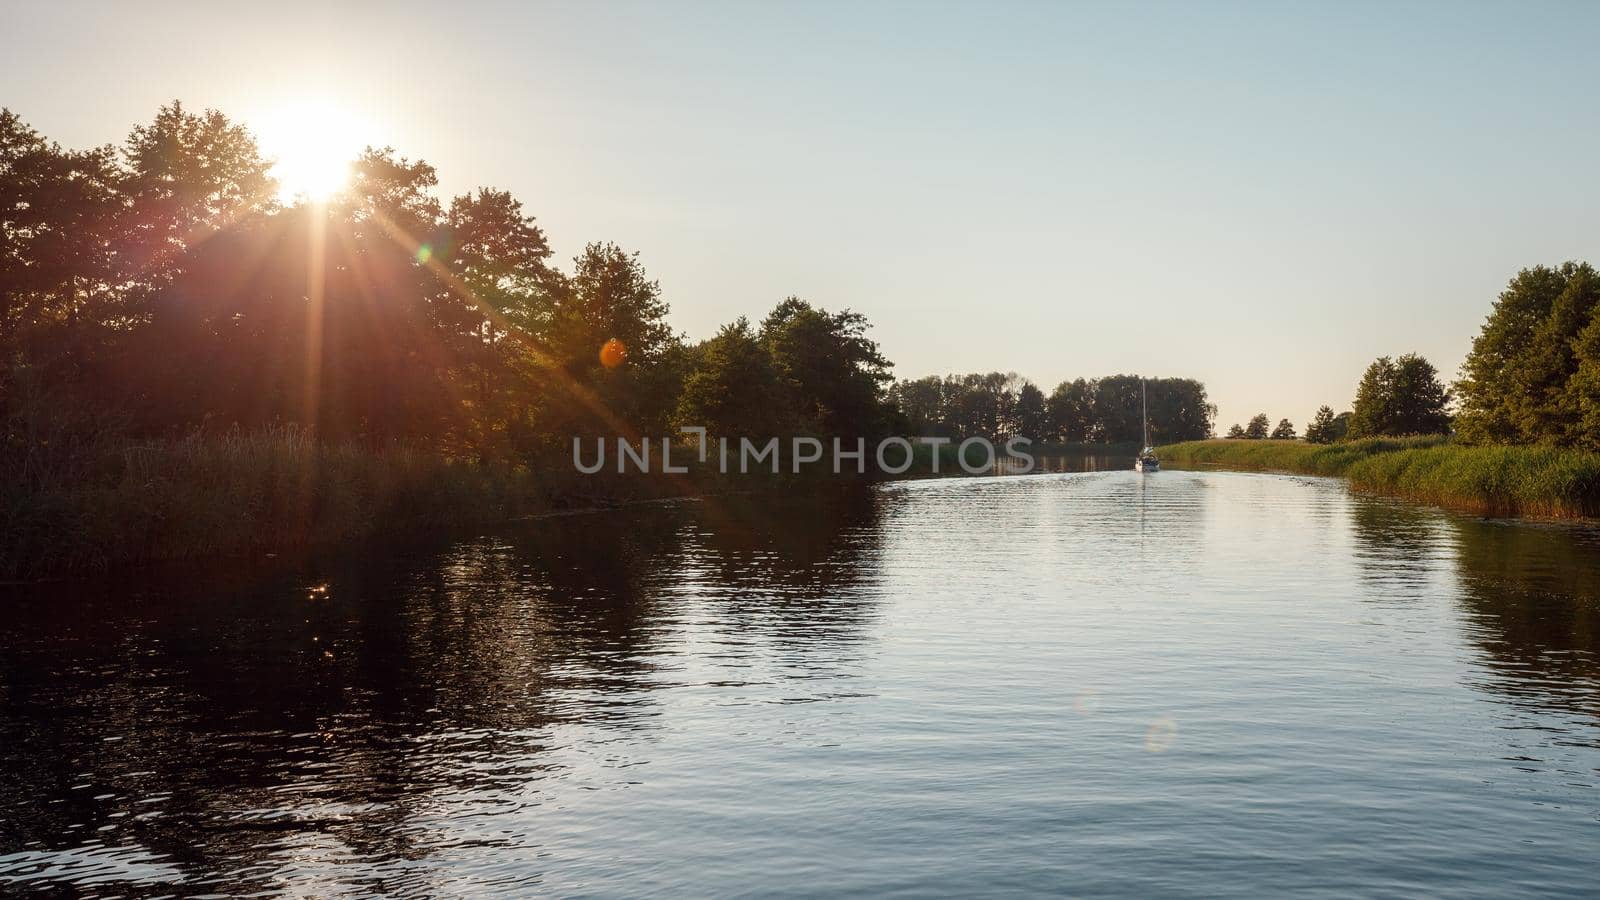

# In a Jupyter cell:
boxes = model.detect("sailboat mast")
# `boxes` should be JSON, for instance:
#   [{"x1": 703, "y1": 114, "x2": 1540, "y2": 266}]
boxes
[{"x1": 1141, "y1": 377, "x2": 1149, "y2": 448}]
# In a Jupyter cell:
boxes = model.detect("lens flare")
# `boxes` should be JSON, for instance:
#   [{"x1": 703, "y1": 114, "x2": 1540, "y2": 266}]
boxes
[
  {"x1": 1145, "y1": 717, "x2": 1178, "y2": 753},
  {"x1": 600, "y1": 338, "x2": 627, "y2": 369}
]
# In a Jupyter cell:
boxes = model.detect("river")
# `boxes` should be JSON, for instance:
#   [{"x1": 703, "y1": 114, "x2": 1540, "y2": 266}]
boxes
[{"x1": 2, "y1": 471, "x2": 1597, "y2": 896}]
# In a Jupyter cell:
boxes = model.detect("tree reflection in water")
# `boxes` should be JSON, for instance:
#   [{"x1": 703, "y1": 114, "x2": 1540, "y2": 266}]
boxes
[
  {"x1": 0, "y1": 487, "x2": 885, "y2": 893},
  {"x1": 1347, "y1": 494, "x2": 1600, "y2": 726}
]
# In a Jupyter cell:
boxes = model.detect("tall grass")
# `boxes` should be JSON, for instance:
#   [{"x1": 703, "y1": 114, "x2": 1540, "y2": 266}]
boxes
[
  {"x1": 1156, "y1": 436, "x2": 1447, "y2": 475},
  {"x1": 1156, "y1": 437, "x2": 1600, "y2": 518},
  {"x1": 1, "y1": 426, "x2": 548, "y2": 579}
]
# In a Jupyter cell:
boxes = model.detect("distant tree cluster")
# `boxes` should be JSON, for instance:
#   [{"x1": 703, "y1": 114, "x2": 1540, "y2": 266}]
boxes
[
  {"x1": 1455, "y1": 262, "x2": 1600, "y2": 448},
  {"x1": 1225, "y1": 412, "x2": 1273, "y2": 439},
  {"x1": 887, "y1": 374, "x2": 1214, "y2": 444},
  {"x1": 1228, "y1": 353, "x2": 1450, "y2": 444}
]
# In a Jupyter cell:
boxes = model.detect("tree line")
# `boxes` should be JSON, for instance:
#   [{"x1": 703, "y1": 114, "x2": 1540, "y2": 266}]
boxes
[
  {"x1": 0, "y1": 103, "x2": 905, "y2": 462},
  {"x1": 2, "y1": 103, "x2": 1216, "y2": 472},
  {"x1": 888, "y1": 373, "x2": 1214, "y2": 445},
  {"x1": 1225, "y1": 262, "x2": 1597, "y2": 449},
  {"x1": 1227, "y1": 353, "x2": 1453, "y2": 445},
  {"x1": 1225, "y1": 352, "x2": 1450, "y2": 444}
]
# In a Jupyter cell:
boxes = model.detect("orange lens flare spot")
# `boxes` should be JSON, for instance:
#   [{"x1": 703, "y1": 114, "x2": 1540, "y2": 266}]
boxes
[{"x1": 599, "y1": 338, "x2": 627, "y2": 369}]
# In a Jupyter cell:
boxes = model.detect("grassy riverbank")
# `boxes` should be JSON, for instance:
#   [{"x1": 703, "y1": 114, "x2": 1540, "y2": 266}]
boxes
[
  {"x1": 1156, "y1": 437, "x2": 1600, "y2": 518},
  {"x1": 4, "y1": 428, "x2": 539, "y2": 578},
  {"x1": 6, "y1": 427, "x2": 1000, "y2": 579}
]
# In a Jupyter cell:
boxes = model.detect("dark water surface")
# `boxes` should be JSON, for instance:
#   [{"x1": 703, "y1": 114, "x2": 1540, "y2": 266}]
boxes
[{"x1": 3, "y1": 471, "x2": 1599, "y2": 896}]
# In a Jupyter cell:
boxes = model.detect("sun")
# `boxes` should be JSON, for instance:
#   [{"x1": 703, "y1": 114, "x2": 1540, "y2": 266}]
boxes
[{"x1": 255, "y1": 100, "x2": 367, "y2": 203}]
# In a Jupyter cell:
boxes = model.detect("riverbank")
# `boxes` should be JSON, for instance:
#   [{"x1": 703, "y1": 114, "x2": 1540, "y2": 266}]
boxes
[
  {"x1": 6, "y1": 427, "x2": 1072, "y2": 579},
  {"x1": 4, "y1": 428, "x2": 546, "y2": 579},
  {"x1": 1156, "y1": 437, "x2": 1600, "y2": 519}
]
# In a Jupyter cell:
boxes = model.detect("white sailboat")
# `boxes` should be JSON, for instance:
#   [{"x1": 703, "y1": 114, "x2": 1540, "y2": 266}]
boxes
[{"x1": 1134, "y1": 377, "x2": 1160, "y2": 472}]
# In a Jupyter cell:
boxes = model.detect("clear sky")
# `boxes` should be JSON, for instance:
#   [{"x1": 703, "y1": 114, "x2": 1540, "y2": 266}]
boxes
[{"x1": 6, "y1": 0, "x2": 1597, "y2": 430}]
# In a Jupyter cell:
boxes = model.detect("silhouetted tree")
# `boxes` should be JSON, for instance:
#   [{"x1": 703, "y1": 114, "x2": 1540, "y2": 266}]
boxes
[
  {"x1": 0, "y1": 109, "x2": 124, "y2": 393},
  {"x1": 1047, "y1": 378, "x2": 1093, "y2": 442},
  {"x1": 121, "y1": 102, "x2": 276, "y2": 281},
  {"x1": 1271, "y1": 418, "x2": 1297, "y2": 440},
  {"x1": 1245, "y1": 413, "x2": 1270, "y2": 439},
  {"x1": 1013, "y1": 381, "x2": 1048, "y2": 440},
  {"x1": 1226, "y1": 423, "x2": 1246, "y2": 439},
  {"x1": 886, "y1": 375, "x2": 950, "y2": 437},
  {"x1": 894, "y1": 373, "x2": 1212, "y2": 444},
  {"x1": 675, "y1": 317, "x2": 785, "y2": 437},
  {"x1": 761, "y1": 297, "x2": 892, "y2": 439}
]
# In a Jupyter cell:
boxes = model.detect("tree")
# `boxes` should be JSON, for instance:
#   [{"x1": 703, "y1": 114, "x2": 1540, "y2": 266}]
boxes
[
  {"x1": 1304, "y1": 406, "x2": 1337, "y2": 444},
  {"x1": 1456, "y1": 262, "x2": 1600, "y2": 446},
  {"x1": 1332, "y1": 411, "x2": 1352, "y2": 441},
  {"x1": 760, "y1": 297, "x2": 893, "y2": 439},
  {"x1": 1349, "y1": 353, "x2": 1451, "y2": 438},
  {"x1": 444, "y1": 189, "x2": 556, "y2": 330},
  {"x1": 439, "y1": 188, "x2": 560, "y2": 458},
  {"x1": 1245, "y1": 413, "x2": 1270, "y2": 439},
  {"x1": 886, "y1": 375, "x2": 948, "y2": 437},
  {"x1": 1226, "y1": 423, "x2": 1246, "y2": 439},
  {"x1": 1047, "y1": 378, "x2": 1093, "y2": 442},
  {"x1": 1271, "y1": 418, "x2": 1297, "y2": 440},
  {"x1": 0, "y1": 109, "x2": 124, "y2": 387},
  {"x1": 525, "y1": 242, "x2": 683, "y2": 440},
  {"x1": 675, "y1": 317, "x2": 785, "y2": 437},
  {"x1": 552, "y1": 242, "x2": 674, "y2": 369},
  {"x1": 1145, "y1": 377, "x2": 1216, "y2": 442},
  {"x1": 893, "y1": 372, "x2": 1214, "y2": 444},
  {"x1": 121, "y1": 102, "x2": 276, "y2": 280},
  {"x1": 1013, "y1": 380, "x2": 1049, "y2": 440},
  {"x1": 342, "y1": 147, "x2": 442, "y2": 243}
]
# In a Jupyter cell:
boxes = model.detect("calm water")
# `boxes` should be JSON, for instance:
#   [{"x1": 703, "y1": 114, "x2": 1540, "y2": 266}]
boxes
[{"x1": 3, "y1": 471, "x2": 1599, "y2": 897}]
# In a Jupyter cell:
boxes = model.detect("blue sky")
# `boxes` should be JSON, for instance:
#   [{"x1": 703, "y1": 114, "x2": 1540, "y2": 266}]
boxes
[{"x1": 6, "y1": 0, "x2": 1598, "y2": 430}]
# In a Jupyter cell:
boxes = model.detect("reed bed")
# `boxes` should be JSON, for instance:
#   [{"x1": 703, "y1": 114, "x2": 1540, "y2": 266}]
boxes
[
  {"x1": 1, "y1": 426, "x2": 543, "y2": 579},
  {"x1": 1156, "y1": 437, "x2": 1600, "y2": 518}
]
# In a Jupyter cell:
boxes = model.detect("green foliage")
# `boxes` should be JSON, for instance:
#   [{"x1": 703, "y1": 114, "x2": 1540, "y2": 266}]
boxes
[
  {"x1": 1304, "y1": 406, "x2": 1337, "y2": 444},
  {"x1": 1156, "y1": 435, "x2": 1600, "y2": 518},
  {"x1": 1013, "y1": 381, "x2": 1049, "y2": 440},
  {"x1": 1159, "y1": 435, "x2": 1447, "y2": 475},
  {"x1": 675, "y1": 317, "x2": 785, "y2": 436},
  {"x1": 1226, "y1": 423, "x2": 1245, "y2": 439},
  {"x1": 1348, "y1": 353, "x2": 1452, "y2": 438},
  {"x1": 1245, "y1": 413, "x2": 1270, "y2": 439},
  {"x1": 759, "y1": 297, "x2": 893, "y2": 439},
  {"x1": 890, "y1": 373, "x2": 1212, "y2": 443},
  {"x1": 1456, "y1": 262, "x2": 1600, "y2": 447},
  {"x1": 1047, "y1": 377, "x2": 1094, "y2": 442},
  {"x1": 1270, "y1": 418, "x2": 1297, "y2": 440},
  {"x1": 1332, "y1": 411, "x2": 1352, "y2": 441},
  {"x1": 3, "y1": 102, "x2": 1233, "y2": 575}
]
